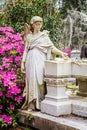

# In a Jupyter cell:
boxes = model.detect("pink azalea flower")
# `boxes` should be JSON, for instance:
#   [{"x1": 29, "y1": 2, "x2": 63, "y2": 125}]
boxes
[
  {"x1": 6, "y1": 92, "x2": 12, "y2": 98},
  {"x1": 13, "y1": 33, "x2": 22, "y2": 41},
  {"x1": 5, "y1": 26, "x2": 14, "y2": 33},
  {"x1": 0, "y1": 92, "x2": 3, "y2": 96},
  {"x1": 8, "y1": 86, "x2": 21, "y2": 95},
  {"x1": 5, "y1": 44, "x2": 13, "y2": 51},
  {"x1": 0, "y1": 65, "x2": 2, "y2": 70},
  {"x1": 5, "y1": 32, "x2": 14, "y2": 38},
  {"x1": 7, "y1": 71, "x2": 16, "y2": 79},
  {"x1": 15, "y1": 95, "x2": 23, "y2": 102},
  {"x1": 0, "y1": 105, "x2": 3, "y2": 109},
  {"x1": 0, "y1": 26, "x2": 25, "y2": 127},
  {"x1": 0, "y1": 48, "x2": 5, "y2": 55},
  {"x1": 16, "y1": 62, "x2": 21, "y2": 66},
  {"x1": 8, "y1": 56, "x2": 13, "y2": 63},
  {"x1": 2, "y1": 57, "x2": 8, "y2": 63},
  {"x1": 15, "y1": 56, "x2": 21, "y2": 61},
  {"x1": 0, "y1": 114, "x2": 12, "y2": 124},
  {"x1": 3, "y1": 63, "x2": 10, "y2": 68},
  {"x1": 10, "y1": 104, "x2": 15, "y2": 110}
]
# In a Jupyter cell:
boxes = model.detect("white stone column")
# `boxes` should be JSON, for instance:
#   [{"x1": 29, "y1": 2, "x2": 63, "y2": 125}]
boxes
[{"x1": 41, "y1": 58, "x2": 71, "y2": 116}]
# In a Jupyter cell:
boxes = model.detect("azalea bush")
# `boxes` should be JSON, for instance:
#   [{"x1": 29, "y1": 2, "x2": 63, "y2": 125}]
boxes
[{"x1": 0, "y1": 27, "x2": 25, "y2": 128}]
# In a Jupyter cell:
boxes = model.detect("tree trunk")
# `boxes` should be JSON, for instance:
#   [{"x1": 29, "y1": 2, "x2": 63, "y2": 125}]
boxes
[{"x1": 77, "y1": 0, "x2": 81, "y2": 11}]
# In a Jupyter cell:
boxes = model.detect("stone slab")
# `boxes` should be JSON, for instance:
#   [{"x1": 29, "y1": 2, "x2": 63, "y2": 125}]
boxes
[
  {"x1": 71, "y1": 63, "x2": 87, "y2": 77},
  {"x1": 71, "y1": 97, "x2": 87, "y2": 118},
  {"x1": 18, "y1": 110, "x2": 87, "y2": 130},
  {"x1": 45, "y1": 59, "x2": 87, "y2": 78}
]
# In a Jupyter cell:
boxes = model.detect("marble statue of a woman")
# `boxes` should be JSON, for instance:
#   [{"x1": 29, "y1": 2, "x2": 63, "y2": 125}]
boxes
[{"x1": 21, "y1": 16, "x2": 68, "y2": 111}]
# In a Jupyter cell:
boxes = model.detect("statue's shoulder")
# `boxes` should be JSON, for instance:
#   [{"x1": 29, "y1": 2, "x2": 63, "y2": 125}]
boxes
[
  {"x1": 26, "y1": 33, "x2": 32, "y2": 40},
  {"x1": 42, "y1": 30, "x2": 49, "y2": 35},
  {"x1": 27, "y1": 33, "x2": 32, "y2": 37},
  {"x1": 42, "y1": 30, "x2": 50, "y2": 37}
]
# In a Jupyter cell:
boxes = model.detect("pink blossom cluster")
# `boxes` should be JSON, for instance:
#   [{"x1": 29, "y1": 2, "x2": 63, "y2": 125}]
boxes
[
  {"x1": 0, "y1": 114, "x2": 12, "y2": 124},
  {"x1": 0, "y1": 27, "x2": 25, "y2": 126}
]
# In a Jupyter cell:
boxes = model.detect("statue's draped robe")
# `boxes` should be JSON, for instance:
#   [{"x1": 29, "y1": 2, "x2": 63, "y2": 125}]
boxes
[{"x1": 22, "y1": 30, "x2": 56, "y2": 109}]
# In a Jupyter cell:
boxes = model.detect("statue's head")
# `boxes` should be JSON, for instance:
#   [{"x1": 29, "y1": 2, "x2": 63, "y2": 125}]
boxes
[
  {"x1": 30, "y1": 16, "x2": 43, "y2": 25},
  {"x1": 30, "y1": 16, "x2": 43, "y2": 33}
]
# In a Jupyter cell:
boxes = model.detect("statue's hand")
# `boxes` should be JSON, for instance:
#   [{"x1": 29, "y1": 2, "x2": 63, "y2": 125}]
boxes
[
  {"x1": 21, "y1": 61, "x2": 25, "y2": 73},
  {"x1": 62, "y1": 52, "x2": 69, "y2": 60}
]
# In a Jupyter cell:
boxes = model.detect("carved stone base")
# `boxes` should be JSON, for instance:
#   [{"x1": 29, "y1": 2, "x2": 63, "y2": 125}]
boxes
[
  {"x1": 41, "y1": 99, "x2": 71, "y2": 116},
  {"x1": 41, "y1": 77, "x2": 71, "y2": 116}
]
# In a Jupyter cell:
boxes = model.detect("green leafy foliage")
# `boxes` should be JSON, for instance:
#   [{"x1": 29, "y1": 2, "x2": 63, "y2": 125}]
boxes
[
  {"x1": 0, "y1": 12, "x2": 8, "y2": 26},
  {"x1": 26, "y1": 114, "x2": 33, "y2": 121},
  {"x1": 2, "y1": 0, "x2": 87, "y2": 47},
  {"x1": 1, "y1": 0, "x2": 63, "y2": 46},
  {"x1": 6, "y1": 0, "x2": 47, "y2": 33}
]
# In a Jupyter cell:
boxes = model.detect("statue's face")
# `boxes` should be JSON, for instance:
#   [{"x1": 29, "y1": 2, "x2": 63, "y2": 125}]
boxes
[{"x1": 32, "y1": 21, "x2": 42, "y2": 32}]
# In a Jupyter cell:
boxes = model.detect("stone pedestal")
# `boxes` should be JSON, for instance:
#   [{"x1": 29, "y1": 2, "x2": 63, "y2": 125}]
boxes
[
  {"x1": 41, "y1": 59, "x2": 71, "y2": 116},
  {"x1": 41, "y1": 59, "x2": 87, "y2": 117},
  {"x1": 41, "y1": 78, "x2": 71, "y2": 116},
  {"x1": 72, "y1": 62, "x2": 87, "y2": 97}
]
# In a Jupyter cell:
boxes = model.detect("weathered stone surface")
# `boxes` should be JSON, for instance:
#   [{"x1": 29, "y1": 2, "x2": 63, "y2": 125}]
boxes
[
  {"x1": 41, "y1": 100, "x2": 71, "y2": 116},
  {"x1": 77, "y1": 78, "x2": 87, "y2": 96},
  {"x1": 45, "y1": 59, "x2": 71, "y2": 78},
  {"x1": 71, "y1": 50, "x2": 80, "y2": 60},
  {"x1": 45, "y1": 59, "x2": 87, "y2": 78},
  {"x1": 71, "y1": 97, "x2": 87, "y2": 117},
  {"x1": 45, "y1": 59, "x2": 87, "y2": 98},
  {"x1": 18, "y1": 110, "x2": 87, "y2": 130},
  {"x1": 44, "y1": 77, "x2": 68, "y2": 98},
  {"x1": 41, "y1": 77, "x2": 71, "y2": 116},
  {"x1": 71, "y1": 63, "x2": 87, "y2": 77}
]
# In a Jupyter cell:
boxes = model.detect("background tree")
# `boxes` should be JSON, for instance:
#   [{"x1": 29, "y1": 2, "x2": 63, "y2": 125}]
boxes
[
  {"x1": 60, "y1": 0, "x2": 87, "y2": 18},
  {"x1": 1, "y1": 0, "x2": 62, "y2": 47},
  {"x1": 1, "y1": 0, "x2": 87, "y2": 48}
]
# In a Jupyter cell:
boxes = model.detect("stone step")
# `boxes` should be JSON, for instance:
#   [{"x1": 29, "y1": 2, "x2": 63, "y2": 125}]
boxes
[
  {"x1": 71, "y1": 97, "x2": 87, "y2": 118},
  {"x1": 19, "y1": 110, "x2": 87, "y2": 130}
]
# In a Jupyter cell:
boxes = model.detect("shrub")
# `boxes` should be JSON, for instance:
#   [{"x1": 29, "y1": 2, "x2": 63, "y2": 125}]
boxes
[
  {"x1": 0, "y1": 1, "x2": 63, "y2": 47},
  {"x1": 0, "y1": 26, "x2": 25, "y2": 128}
]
